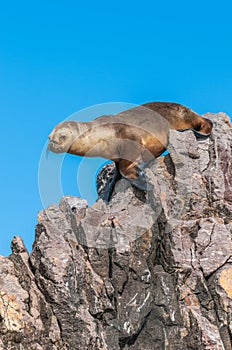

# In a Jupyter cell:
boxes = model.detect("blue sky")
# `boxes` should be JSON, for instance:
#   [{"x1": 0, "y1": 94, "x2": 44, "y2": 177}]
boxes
[{"x1": 0, "y1": 0, "x2": 232, "y2": 256}]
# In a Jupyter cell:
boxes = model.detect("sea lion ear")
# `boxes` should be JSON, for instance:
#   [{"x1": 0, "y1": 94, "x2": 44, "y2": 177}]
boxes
[{"x1": 118, "y1": 160, "x2": 153, "y2": 191}]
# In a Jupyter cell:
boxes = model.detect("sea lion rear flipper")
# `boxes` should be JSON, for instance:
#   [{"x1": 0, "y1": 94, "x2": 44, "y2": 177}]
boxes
[
  {"x1": 177, "y1": 128, "x2": 211, "y2": 140},
  {"x1": 119, "y1": 160, "x2": 153, "y2": 191},
  {"x1": 191, "y1": 129, "x2": 211, "y2": 140}
]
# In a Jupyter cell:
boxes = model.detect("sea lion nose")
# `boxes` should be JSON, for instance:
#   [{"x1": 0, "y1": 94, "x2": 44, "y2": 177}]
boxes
[
  {"x1": 48, "y1": 140, "x2": 56, "y2": 150},
  {"x1": 48, "y1": 138, "x2": 57, "y2": 145}
]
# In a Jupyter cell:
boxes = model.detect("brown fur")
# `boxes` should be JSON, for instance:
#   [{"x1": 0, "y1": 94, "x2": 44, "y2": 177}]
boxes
[{"x1": 48, "y1": 102, "x2": 213, "y2": 185}]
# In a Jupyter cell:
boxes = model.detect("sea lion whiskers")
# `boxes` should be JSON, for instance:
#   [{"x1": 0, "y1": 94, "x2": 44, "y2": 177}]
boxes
[{"x1": 46, "y1": 146, "x2": 50, "y2": 159}]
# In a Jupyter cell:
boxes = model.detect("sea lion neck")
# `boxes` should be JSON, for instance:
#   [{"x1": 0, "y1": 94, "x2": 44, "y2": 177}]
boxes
[
  {"x1": 67, "y1": 121, "x2": 94, "y2": 156},
  {"x1": 75, "y1": 121, "x2": 90, "y2": 135}
]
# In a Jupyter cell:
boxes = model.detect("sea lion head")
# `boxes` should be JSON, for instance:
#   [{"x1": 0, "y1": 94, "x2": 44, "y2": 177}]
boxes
[{"x1": 48, "y1": 121, "x2": 77, "y2": 153}]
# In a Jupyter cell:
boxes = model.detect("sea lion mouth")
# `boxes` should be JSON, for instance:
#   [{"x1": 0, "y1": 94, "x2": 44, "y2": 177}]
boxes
[{"x1": 48, "y1": 141, "x2": 64, "y2": 153}]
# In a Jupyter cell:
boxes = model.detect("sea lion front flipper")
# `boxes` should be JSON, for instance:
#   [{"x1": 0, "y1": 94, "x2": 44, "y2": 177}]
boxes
[{"x1": 118, "y1": 160, "x2": 153, "y2": 191}]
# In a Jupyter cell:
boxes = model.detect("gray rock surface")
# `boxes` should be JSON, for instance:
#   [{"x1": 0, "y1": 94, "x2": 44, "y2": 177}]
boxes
[{"x1": 0, "y1": 113, "x2": 231, "y2": 349}]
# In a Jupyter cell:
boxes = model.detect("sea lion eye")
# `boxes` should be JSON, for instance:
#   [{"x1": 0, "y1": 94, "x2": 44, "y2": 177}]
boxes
[{"x1": 60, "y1": 135, "x2": 66, "y2": 141}]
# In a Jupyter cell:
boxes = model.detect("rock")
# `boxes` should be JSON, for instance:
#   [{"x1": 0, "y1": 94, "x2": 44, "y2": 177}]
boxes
[{"x1": 0, "y1": 113, "x2": 231, "y2": 349}]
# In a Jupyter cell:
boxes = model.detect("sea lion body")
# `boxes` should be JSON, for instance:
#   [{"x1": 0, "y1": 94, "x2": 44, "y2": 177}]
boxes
[{"x1": 48, "y1": 102, "x2": 213, "y2": 192}]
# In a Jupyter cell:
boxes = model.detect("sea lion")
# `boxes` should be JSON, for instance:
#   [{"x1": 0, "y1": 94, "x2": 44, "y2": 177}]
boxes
[{"x1": 48, "y1": 102, "x2": 213, "y2": 196}]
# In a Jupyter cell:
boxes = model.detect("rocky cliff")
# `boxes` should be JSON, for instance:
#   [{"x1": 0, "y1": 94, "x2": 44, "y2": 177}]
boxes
[{"x1": 0, "y1": 112, "x2": 231, "y2": 350}]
